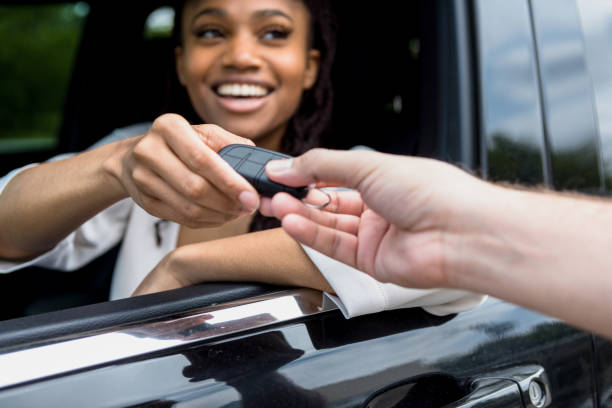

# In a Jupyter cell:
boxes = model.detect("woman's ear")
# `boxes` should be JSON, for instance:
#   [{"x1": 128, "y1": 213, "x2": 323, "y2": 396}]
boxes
[
  {"x1": 303, "y1": 49, "x2": 321, "y2": 90},
  {"x1": 175, "y1": 46, "x2": 186, "y2": 86}
]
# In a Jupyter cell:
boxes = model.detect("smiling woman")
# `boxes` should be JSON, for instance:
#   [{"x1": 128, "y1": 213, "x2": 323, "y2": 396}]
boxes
[
  {"x1": 174, "y1": 0, "x2": 321, "y2": 151},
  {"x1": 172, "y1": 0, "x2": 335, "y2": 159},
  {"x1": 0, "y1": 0, "x2": 482, "y2": 321}
]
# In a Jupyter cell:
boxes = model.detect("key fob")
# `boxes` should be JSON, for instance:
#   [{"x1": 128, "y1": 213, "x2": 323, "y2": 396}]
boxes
[{"x1": 218, "y1": 144, "x2": 308, "y2": 199}]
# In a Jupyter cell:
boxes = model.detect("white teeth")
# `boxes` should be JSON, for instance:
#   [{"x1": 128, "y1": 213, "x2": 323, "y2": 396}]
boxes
[{"x1": 217, "y1": 84, "x2": 269, "y2": 97}]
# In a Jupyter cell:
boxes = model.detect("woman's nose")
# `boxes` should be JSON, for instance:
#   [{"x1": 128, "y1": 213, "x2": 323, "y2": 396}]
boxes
[{"x1": 221, "y1": 33, "x2": 262, "y2": 70}]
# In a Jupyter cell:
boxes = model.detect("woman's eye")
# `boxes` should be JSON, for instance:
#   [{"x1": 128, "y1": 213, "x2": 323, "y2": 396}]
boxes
[
  {"x1": 261, "y1": 28, "x2": 290, "y2": 40},
  {"x1": 196, "y1": 28, "x2": 224, "y2": 39}
]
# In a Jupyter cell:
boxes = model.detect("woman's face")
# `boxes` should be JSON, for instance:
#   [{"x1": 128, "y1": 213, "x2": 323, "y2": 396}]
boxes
[{"x1": 176, "y1": 0, "x2": 320, "y2": 149}]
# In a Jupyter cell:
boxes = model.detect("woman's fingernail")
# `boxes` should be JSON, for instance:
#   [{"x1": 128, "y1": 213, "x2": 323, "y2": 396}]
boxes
[
  {"x1": 239, "y1": 191, "x2": 259, "y2": 212},
  {"x1": 266, "y1": 159, "x2": 293, "y2": 173}
]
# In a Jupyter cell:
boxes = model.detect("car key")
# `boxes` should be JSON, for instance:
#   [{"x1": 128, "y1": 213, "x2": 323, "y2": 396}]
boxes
[{"x1": 218, "y1": 144, "x2": 309, "y2": 199}]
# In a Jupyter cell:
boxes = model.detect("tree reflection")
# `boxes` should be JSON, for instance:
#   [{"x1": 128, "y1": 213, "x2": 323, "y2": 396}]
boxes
[
  {"x1": 0, "y1": 4, "x2": 87, "y2": 149},
  {"x1": 180, "y1": 330, "x2": 325, "y2": 407},
  {"x1": 487, "y1": 132, "x2": 602, "y2": 191},
  {"x1": 487, "y1": 132, "x2": 543, "y2": 185}
]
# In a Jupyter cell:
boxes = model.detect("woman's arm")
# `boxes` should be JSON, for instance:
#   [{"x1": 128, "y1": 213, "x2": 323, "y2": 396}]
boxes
[
  {"x1": 0, "y1": 141, "x2": 128, "y2": 260},
  {"x1": 132, "y1": 228, "x2": 334, "y2": 296},
  {"x1": 0, "y1": 115, "x2": 257, "y2": 261}
]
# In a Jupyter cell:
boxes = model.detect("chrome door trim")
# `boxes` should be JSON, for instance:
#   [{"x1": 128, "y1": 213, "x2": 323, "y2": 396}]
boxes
[{"x1": 0, "y1": 288, "x2": 334, "y2": 390}]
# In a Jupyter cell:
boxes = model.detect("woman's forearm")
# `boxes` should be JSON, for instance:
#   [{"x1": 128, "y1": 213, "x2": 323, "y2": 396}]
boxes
[
  {"x1": 447, "y1": 185, "x2": 612, "y2": 337},
  {"x1": 133, "y1": 228, "x2": 334, "y2": 296},
  {"x1": 0, "y1": 139, "x2": 130, "y2": 260}
]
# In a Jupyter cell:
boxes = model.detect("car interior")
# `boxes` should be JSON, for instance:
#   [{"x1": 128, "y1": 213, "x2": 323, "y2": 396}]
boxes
[{"x1": 0, "y1": 0, "x2": 475, "y2": 344}]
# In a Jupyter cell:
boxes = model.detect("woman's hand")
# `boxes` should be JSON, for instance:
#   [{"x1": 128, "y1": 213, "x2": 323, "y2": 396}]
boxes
[{"x1": 104, "y1": 114, "x2": 260, "y2": 228}]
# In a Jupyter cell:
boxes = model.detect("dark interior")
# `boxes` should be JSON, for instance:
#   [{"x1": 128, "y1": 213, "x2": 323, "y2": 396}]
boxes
[{"x1": 0, "y1": 0, "x2": 451, "y2": 328}]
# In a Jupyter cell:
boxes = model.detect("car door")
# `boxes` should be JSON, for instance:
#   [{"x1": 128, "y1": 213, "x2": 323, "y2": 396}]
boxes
[{"x1": 0, "y1": 0, "x2": 600, "y2": 407}]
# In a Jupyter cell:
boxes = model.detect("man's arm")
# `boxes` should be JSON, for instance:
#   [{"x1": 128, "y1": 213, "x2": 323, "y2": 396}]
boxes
[
  {"x1": 262, "y1": 148, "x2": 612, "y2": 339},
  {"x1": 450, "y1": 187, "x2": 612, "y2": 339}
]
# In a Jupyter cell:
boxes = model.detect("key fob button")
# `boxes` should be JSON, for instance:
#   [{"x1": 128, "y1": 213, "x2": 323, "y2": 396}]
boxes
[{"x1": 218, "y1": 144, "x2": 308, "y2": 199}]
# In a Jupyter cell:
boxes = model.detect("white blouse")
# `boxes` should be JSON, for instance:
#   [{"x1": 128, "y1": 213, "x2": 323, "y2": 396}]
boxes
[{"x1": 0, "y1": 123, "x2": 485, "y2": 318}]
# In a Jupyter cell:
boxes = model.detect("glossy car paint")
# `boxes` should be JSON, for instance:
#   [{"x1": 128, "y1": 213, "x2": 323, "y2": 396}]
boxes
[{"x1": 0, "y1": 299, "x2": 593, "y2": 407}]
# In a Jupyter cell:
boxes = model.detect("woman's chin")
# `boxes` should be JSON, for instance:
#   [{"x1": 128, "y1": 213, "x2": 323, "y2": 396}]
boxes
[
  {"x1": 220, "y1": 125, "x2": 262, "y2": 141},
  {"x1": 218, "y1": 123, "x2": 284, "y2": 149}
]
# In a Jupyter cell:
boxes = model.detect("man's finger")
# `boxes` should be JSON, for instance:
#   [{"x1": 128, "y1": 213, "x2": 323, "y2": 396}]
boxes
[
  {"x1": 271, "y1": 193, "x2": 361, "y2": 235},
  {"x1": 320, "y1": 189, "x2": 365, "y2": 216},
  {"x1": 265, "y1": 148, "x2": 386, "y2": 190},
  {"x1": 281, "y1": 214, "x2": 359, "y2": 269},
  {"x1": 356, "y1": 210, "x2": 390, "y2": 274}
]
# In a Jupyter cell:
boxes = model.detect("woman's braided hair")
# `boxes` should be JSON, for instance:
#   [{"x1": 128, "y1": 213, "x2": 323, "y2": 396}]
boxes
[{"x1": 168, "y1": 0, "x2": 337, "y2": 232}]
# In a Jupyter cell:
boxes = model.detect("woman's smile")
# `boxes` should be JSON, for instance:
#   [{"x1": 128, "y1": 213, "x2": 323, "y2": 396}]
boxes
[{"x1": 211, "y1": 78, "x2": 275, "y2": 114}]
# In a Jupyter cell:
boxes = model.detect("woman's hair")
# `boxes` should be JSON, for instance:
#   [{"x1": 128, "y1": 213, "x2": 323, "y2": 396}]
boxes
[{"x1": 168, "y1": 0, "x2": 337, "y2": 232}]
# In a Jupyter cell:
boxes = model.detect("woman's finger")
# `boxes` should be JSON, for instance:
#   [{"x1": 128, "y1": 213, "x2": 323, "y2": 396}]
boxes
[
  {"x1": 132, "y1": 167, "x2": 240, "y2": 227},
  {"x1": 133, "y1": 136, "x2": 243, "y2": 216},
  {"x1": 151, "y1": 115, "x2": 259, "y2": 212},
  {"x1": 191, "y1": 123, "x2": 254, "y2": 151}
]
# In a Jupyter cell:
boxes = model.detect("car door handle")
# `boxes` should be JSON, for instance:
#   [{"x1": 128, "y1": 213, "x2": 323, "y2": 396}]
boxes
[
  {"x1": 445, "y1": 364, "x2": 551, "y2": 408},
  {"x1": 362, "y1": 364, "x2": 550, "y2": 408}
]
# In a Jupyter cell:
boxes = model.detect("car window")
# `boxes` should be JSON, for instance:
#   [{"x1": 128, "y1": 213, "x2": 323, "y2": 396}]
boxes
[
  {"x1": 577, "y1": 0, "x2": 612, "y2": 191},
  {"x1": 474, "y1": 0, "x2": 548, "y2": 186},
  {"x1": 143, "y1": 6, "x2": 174, "y2": 40},
  {"x1": 0, "y1": 2, "x2": 89, "y2": 157},
  {"x1": 0, "y1": 0, "x2": 432, "y2": 321},
  {"x1": 530, "y1": 0, "x2": 603, "y2": 192}
]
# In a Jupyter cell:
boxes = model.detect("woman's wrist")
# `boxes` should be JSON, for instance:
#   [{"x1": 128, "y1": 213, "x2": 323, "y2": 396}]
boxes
[
  {"x1": 132, "y1": 248, "x2": 193, "y2": 296},
  {"x1": 100, "y1": 137, "x2": 136, "y2": 201}
]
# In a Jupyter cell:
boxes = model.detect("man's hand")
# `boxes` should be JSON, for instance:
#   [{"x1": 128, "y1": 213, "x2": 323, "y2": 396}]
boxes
[{"x1": 261, "y1": 149, "x2": 493, "y2": 288}]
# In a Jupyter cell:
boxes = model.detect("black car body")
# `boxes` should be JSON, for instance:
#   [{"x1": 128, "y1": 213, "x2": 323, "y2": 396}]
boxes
[{"x1": 0, "y1": 0, "x2": 611, "y2": 406}]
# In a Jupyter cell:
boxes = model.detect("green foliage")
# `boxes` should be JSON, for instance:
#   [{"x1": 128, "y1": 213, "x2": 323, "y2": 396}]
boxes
[
  {"x1": 488, "y1": 132, "x2": 602, "y2": 192},
  {"x1": 550, "y1": 142, "x2": 601, "y2": 191},
  {"x1": 0, "y1": 3, "x2": 87, "y2": 152},
  {"x1": 487, "y1": 132, "x2": 544, "y2": 186}
]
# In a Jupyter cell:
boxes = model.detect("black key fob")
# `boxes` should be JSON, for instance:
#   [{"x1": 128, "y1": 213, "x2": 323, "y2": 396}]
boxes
[{"x1": 218, "y1": 144, "x2": 308, "y2": 199}]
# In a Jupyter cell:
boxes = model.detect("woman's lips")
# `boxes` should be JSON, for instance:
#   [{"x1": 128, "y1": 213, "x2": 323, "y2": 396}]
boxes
[{"x1": 215, "y1": 94, "x2": 271, "y2": 114}]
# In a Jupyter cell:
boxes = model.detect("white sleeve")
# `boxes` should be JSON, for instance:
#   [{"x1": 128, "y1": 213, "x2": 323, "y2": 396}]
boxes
[
  {"x1": 0, "y1": 197, "x2": 132, "y2": 274},
  {"x1": 301, "y1": 245, "x2": 486, "y2": 318}
]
